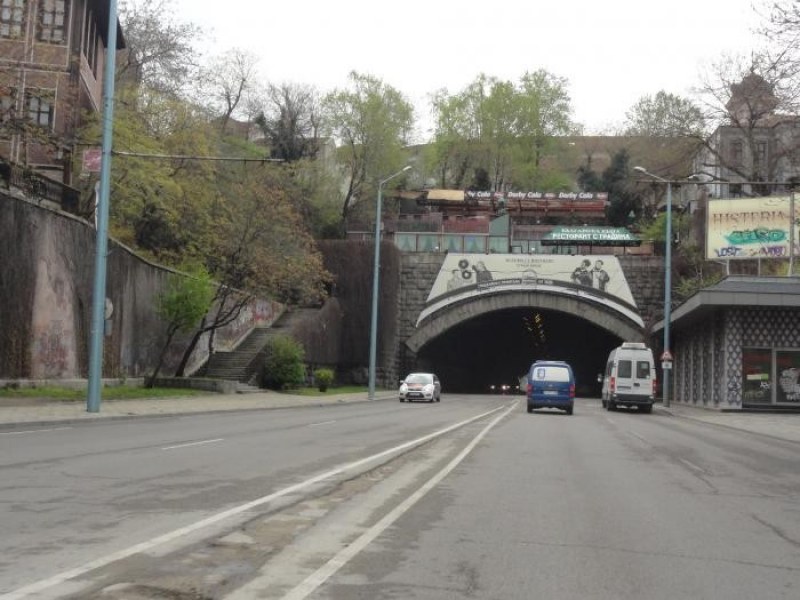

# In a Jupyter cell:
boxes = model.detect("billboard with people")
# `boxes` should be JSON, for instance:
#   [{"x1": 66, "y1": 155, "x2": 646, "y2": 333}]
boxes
[{"x1": 418, "y1": 254, "x2": 641, "y2": 327}]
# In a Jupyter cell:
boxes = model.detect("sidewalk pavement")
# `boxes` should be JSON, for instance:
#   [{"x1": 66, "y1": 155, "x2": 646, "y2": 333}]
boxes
[
  {"x1": 0, "y1": 390, "x2": 396, "y2": 429},
  {"x1": 655, "y1": 403, "x2": 800, "y2": 444},
  {"x1": 1, "y1": 393, "x2": 799, "y2": 444}
]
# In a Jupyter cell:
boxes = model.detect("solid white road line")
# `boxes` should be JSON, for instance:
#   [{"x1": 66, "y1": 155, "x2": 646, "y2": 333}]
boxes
[
  {"x1": 3, "y1": 403, "x2": 511, "y2": 599},
  {"x1": 161, "y1": 438, "x2": 225, "y2": 450},
  {"x1": 308, "y1": 420, "x2": 337, "y2": 427},
  {"x1": 0, "y1": 427, "x2": 72, "y2": 436}
]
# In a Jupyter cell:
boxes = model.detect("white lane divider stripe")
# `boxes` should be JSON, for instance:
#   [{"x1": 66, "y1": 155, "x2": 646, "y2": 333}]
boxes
[
  {"x1": 308, "y1": 420, "x2": 337, "y2": 428},
  {"x1": 162, "y1": 438, "x2": 224, "y2": 450},
  {"x1": 0, "y1": 427, "x2": 72, "y2": 436}
]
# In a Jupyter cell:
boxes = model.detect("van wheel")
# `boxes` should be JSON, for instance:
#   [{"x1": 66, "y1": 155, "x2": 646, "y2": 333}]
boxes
[
  {"x1": 640, "y1": 404, "x2": 652, "y2": 414},
  {"x1": 601, "y1": 400, "x2": 607, "y2": 408},
  {"x1": 527, "y1": 406, "x2": 533, "y2": 413},
  {"x1": 566, "y1": 406, "x2": 573, "y2": 415},
  {"x1": 607, "y1": 401, "x2": 616, "y2": 411}
]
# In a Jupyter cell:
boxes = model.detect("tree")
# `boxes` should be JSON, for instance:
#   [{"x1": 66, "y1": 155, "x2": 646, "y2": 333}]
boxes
[
  {"x1": 148, "y1": 264, "x2": 214, "y2": 387},
  {"x1": 118, "y1": 0, "x2": 202, "y2": 96},
  {"x1": 623, "y1": 91, "x2": 705, "y2": 137},
  {"x1": 201, "y1": 48, "x2": 260, "y2": 133},
  {"x1": 427, "y1": 71, "x2": 576, "y2": 191},
  {"x1": 602, "y1": 149, "x2": 644, "y2": 226},
  {"x1": 173, "y1": 164, "x2": 331, "y2": 376},
  {"x1": 255, "y1": 83, "x2": 322, "y2": 162},
  {"x1": 322, "y1": 71, "x2": 415, "y2": 222}
]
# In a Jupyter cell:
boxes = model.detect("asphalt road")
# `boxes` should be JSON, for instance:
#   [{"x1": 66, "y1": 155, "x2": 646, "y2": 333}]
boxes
[{"x1": 2, "y1": 396, "x2": 799, "y2": 599}]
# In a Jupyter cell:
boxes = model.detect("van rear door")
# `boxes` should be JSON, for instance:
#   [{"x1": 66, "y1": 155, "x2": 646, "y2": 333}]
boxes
[{"x1": 615, "y1": 357, "x2": 652, "y2": 397}]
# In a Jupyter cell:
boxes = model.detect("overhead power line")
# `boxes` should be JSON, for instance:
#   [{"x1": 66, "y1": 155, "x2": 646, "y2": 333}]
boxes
[{"x1": 112, "y1": 150, "x2": 284, "y2": 163}]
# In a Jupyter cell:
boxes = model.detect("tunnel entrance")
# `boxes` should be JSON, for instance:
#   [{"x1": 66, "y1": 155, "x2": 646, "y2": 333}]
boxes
[{"x1": 416, "y1": 307, "x2": 621, "y2": 396}]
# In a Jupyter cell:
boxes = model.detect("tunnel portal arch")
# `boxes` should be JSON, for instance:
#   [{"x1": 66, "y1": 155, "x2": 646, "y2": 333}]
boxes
[{"x1": 406, "y1": 290, "x2": 643, "y2": 355}]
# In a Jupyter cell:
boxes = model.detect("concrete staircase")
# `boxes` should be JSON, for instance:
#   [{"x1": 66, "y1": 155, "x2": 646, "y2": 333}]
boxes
[
  {"x1": 204, "y1": 327, "x2": 274, "y2": 384},
  {"x1": 203, "y1": 308, "x2": 321, "y2": 387}
]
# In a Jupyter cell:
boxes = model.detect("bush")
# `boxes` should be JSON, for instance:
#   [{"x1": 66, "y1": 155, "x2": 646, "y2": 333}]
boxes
[
  {"x1": 314, "y1": 368, "x2": 335, "y2": 392},
  {"x1": 260, "y1": 336, "x2": 306, "y2": 390}
]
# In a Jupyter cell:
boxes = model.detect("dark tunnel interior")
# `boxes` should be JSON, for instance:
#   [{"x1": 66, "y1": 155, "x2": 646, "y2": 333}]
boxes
[{"x1": 416, "y1": 307, "x2": 622, "y2": 396}]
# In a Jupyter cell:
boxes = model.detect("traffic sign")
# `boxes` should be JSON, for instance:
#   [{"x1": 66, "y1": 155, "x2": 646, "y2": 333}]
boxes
[{"x1": 660, "y1": 350, "x2": 673, "y2": 361}]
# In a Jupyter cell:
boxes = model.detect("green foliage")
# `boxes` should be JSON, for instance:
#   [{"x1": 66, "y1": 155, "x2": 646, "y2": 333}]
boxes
[
  {"x1": 427, "y1": 70, "x2": 576, "y2": 191},
  {"x1": 602, "y1": 149, "x2": 644, "y2": 226},
  {"x1": 157, "y1": 264, "x2": 215, "y2": 333},
  {"x1": 313, "y1": 367, "x2": 335, "y2": 391},
  {"x1": 260, "y1": 336, "x2": 306, "y2": 390},
  {"x1": 322, "y1": 71, "x2": 415, "y2": 220},
  {"x1": 623, "y1": 91, "x2": 705, "y2": 137}
]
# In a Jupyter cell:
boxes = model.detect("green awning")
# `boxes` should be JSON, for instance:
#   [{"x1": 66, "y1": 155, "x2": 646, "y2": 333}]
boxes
[{"x1": 540, "y1": 226, "x2": 641, "y2": 246}]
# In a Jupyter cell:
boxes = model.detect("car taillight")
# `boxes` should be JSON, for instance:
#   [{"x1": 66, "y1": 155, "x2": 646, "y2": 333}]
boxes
[
  {"x1": 569, "y1": 384, "x2": 575, "y2": 398},
  {"x1": 653, "y1": 377, "x2": 658, "y2": 395},
  {"x1": 609, "y1": 376, "x2": 615, "y2": 393},
  {"x1": 527, "y1": 383, "x2": 532, "y2": 395}
]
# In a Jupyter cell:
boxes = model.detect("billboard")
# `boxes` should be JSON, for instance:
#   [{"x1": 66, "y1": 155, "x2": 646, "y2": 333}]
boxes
[
  {"x1": 418, "y1": 254, "x2": 642, "y2": 328},
  {"x1": 706, "y1": 196, "x2": 799, "y2": 260}
]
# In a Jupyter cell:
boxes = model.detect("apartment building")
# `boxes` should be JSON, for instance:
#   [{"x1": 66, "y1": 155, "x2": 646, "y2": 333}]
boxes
[{"x1": 0, "y1": 0, "x2": 123, "y2": 185}]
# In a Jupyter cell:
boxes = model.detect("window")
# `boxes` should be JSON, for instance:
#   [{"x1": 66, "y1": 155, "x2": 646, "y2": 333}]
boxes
[
  {"x1": 0, "y1": 0, "x2": 25, "y2": 39},
  {"x1": 617, "y1": 360, "x2": 632, "y2": 378},
  {"x1": 38, "y1": 0, "x2": 67, "y2": 44},
  {"x1": 83, "y1": 7, "x2": 98, "y2": 73},
  {"x1": 26, "y1": 89, "x2": 54, "y2": 128},
  {"x1": 756, "y1": 141, "x2": 768, "y2": 172},
  {"x1": 636, "y1": 361, "x2": 651, "y2": 379},
  {"x1": 0, "y1": 87, "x2": 16, "y2": 138},
  {"x1": 731, "y1": 140, "x2": 744, "y2": 166}
]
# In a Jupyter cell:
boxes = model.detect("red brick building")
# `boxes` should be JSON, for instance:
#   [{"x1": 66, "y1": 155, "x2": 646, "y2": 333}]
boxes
[{"x1": 0, "y1": 0, "x2": 124, "y2": 184}]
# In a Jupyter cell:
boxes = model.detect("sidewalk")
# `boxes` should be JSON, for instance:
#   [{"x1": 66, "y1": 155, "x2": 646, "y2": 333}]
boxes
[
  {"x1": 656, "y1": 403, "x2": 800, "y2": 444},
  {"x1": 0, "y1": 390, "x2": 395, "y2": 429}
]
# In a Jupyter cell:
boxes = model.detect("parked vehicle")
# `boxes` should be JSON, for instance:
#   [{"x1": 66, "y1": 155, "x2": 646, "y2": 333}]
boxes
[
  {"x1": 399, "y1": 373, "x2": 441, "y2": 402},
  {"x1": 526, "y1": 360, "x2": 575, "y2": 415},
  {"x1": 601, "y1": 342, "x2": 656, "y2": 413}
]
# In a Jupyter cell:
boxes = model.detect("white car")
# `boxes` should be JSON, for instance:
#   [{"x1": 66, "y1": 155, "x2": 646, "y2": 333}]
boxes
[{"x1": 399, "y1": 373, "x2": 441, "y2": 403}]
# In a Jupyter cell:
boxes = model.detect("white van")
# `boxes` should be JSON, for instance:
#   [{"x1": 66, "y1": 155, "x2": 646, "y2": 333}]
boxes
[{"x1": 601, "y1": 342, "x2": 656, "y2": 413}]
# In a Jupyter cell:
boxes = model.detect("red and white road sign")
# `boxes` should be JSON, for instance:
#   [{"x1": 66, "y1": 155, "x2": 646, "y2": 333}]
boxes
[{"x1": 660, "y1": 350, "x2": 673, "y2": 361}]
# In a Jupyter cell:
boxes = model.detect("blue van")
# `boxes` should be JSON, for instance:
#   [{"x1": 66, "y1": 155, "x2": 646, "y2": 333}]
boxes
[{"x1": 526, "y1": 360, "x2": 575, "y2": 415}]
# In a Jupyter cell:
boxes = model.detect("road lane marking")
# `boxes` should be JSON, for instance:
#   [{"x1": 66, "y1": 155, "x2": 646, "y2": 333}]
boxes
[
  {"x1": 678, "y1": 457, "x2": 706, "y2": 474},
  {"x1": 279, "y1": 402, "x2": 518, "y2": 600},
  {"x1": 308, "y1": 420, "x2": 337, "y2": 428},
  {"x1": 628, "y1": 430, "x2": 650, "y2": 445},
  {"x1": 4, "y1": 402, "x2": 512, "y2": 599},
  {"x1": 162, "y1": 438, "x2": 224, "y2": 450},
  {"x1": 0, "y1": 427, "x2": 72, "y2": 436}
]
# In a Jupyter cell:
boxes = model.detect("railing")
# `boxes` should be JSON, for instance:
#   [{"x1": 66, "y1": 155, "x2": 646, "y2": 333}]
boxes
[{"x1": 0, "y1": 158, "x2": 81, "y2": 214}]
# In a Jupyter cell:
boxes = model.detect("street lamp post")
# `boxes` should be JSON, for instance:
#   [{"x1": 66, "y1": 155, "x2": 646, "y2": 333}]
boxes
[
  {"x1": 634, "y1": 166, "x2": 673, "y2": 408},
  {"x1": 368, "y1": 166, "x2": 411, "y2": 401}
]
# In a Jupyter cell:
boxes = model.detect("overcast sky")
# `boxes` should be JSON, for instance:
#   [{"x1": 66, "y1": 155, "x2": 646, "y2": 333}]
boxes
[{"x1": 171, "y1": 0, "x2": 769, "y2": 140}]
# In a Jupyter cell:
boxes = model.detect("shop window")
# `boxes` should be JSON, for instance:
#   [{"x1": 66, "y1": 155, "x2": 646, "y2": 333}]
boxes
[
  {"x1": 742, "y1": 347, "x2": 771, "y2": 404},
  {"x1": 776, "y1": 350, "x2": 800, "y2": 404},
  {"x1": 0, "y1": 0, "x2": 24, "y2": 38},
  {"x1": 38, "y1": 0, "x2": 67, "y2": 44}
]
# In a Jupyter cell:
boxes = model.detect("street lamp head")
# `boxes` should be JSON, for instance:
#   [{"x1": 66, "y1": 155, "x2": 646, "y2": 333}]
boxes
[
  {"x1": 401, "y1": 165, "x2": 412, "y2": 173},
  {"x1": 633, "y1": 166, "x2": 647, "y2": 174}
]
